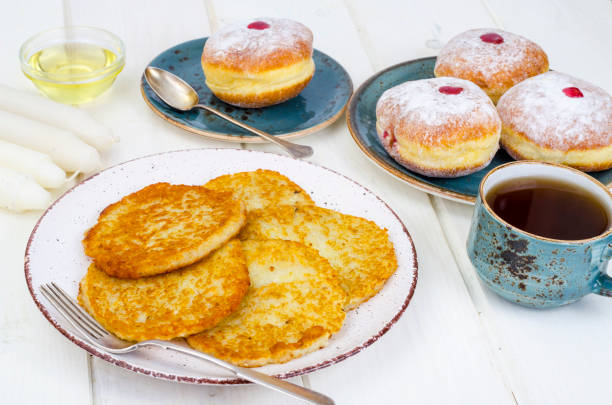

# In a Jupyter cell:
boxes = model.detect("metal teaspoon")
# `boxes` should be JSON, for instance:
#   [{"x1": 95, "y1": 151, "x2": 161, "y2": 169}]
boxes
[{"x1": 144, "y1": 67, "x2": 314, "y2": 159}]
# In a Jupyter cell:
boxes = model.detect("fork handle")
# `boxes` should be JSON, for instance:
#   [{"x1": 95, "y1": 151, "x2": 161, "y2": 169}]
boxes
[
  {"x1": 234, "y1": 367, "x2": 334, "y2": 405},
  {"x1": 145, "y1": 340, "x2": 334, "y2": 405}
]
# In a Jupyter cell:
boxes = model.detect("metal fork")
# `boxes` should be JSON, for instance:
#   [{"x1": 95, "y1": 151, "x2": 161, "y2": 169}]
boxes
[{"x1": 39, "y1": 282, "x2": 334, "y2": 405}]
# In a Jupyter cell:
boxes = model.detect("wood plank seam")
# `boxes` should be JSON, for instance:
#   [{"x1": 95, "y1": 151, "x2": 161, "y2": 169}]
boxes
[
  {"x1": 203, "y1": 0, "x2": 248, "y2": 152},
  {"x1": 341, "y1": 2, "x2": 519, "y2": 403},
  {"x1": 87, "y1": 355, "x2": 96, "y2": 405},
  {"x1": 480, "y1": 0, "x2": 506, "y2": 29},
  {"x1": 430, "y1": 196, "x2": 526, "y2": 405},
  {"x1": 62, "y1": 0, "x2": 72, "y2": 27},
  {"x1": 301, "y1": 374, "x2": 312, "y2": 389},
  {"x1": 341, "y1": 0, "x2": 378, "y2": 71},
  {"x1": 425, "y1": 4, "x2": 528, "y2": 404},
  {"x1": 199, "y1": 0, "x2": 302, "y2": 390},
  {"x1": 63, "y1": 1, "x2": 96, "y2": 403},
  {"x1": 203, "y1": 0, "x2": 219, "y2": 33}
]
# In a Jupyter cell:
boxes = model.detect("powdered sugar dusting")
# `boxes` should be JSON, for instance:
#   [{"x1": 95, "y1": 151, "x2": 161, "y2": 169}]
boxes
[
  {"x1": 376, "y1": 77, "x2": 500, "y2": 145},
  {"x1": 435, "y1": 28, "x2": 548, "y2": 88},
  {"x1": 497, "y1": 71, "x2": 612, "y2": 150},
  {"x1": 204, "y1": 17, "x2": 312, "y2": 63}
]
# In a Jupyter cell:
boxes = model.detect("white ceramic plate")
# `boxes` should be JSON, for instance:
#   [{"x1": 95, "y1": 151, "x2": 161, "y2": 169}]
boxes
[{"x1": 25, "y1": 149, "x2": 418, "y2": 384}]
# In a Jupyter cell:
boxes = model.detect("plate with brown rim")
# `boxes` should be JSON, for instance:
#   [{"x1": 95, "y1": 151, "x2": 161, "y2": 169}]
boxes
[
  {"x1": 25, "y1": 149, "x2": 417, "y2": 384},
  {"x1": 346, "y1": 57, "x2": 612, "y2": 204},
  {"x1": 141, "y1": 38, "x2": 353, "y2": 143}
]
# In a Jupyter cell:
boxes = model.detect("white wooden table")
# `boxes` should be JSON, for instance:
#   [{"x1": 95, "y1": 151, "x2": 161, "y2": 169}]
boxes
[{"x1": 3, "y1": 1, "x2": 612, "y2": 404}]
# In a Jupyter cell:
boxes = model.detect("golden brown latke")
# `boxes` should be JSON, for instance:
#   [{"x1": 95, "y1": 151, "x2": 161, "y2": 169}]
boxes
[
  {"x1": 186, "y1": 239, "x2": 346, "y2": 367},
  {"x1": 83, "y1": 183, "x2": 246, "y2": 278},
  {"x1": 239, "y1": 205, "x2": 398, "y2": 310},
  {"x1": 78, "y1": 240, "x2": 250, "y2": 342},
  {"x1": 204, "y1": 170, "x2": 314, "y2": 212}
]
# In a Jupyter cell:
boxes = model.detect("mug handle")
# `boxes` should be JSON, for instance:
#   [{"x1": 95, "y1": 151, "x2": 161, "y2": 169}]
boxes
[{"x1": 593, "y1": 243, "x2": 612, "y2": 297}]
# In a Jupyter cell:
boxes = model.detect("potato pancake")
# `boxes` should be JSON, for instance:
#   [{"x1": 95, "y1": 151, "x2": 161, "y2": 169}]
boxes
[
  {"x1": 204, "y1": 170, "x2": 313, "y2": 211},
  {"x1": 78, "y1": 240, "x2": 249, "y2": 342},
  {"x1": 186, "y1": 239, "x2": 346, "y2": 367},
  {"x1": 239, "y1": 205, "x2": 398, "y2": 309},
  {"x1": 83, "y1": 182, "x2": 245, "y2": 278}
]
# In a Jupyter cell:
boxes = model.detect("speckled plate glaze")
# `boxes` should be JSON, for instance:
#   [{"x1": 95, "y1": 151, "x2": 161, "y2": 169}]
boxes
[
  {"x1": 141, "y1": 38, "x2": 353, "y2": 142},
  {"x1": 25, "y1": 149, "x2": 417, "y2": 385},
  {"x1": 347, "y1": 57, "x2": 612, "y2": 204}
]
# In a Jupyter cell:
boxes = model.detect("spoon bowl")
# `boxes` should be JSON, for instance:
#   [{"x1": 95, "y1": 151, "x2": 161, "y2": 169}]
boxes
[{"x1": 144, "y1": 67, "x2": 199, "y2": 111}]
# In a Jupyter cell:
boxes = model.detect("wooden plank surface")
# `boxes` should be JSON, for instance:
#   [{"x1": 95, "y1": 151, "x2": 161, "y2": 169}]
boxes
[
  {"x1": 2, "y1": 0, "x2": 612, "y2": 404},
  {"x1": 209, "y1": 1, "x2": 515, "y2": 404},
  {"x1": 436, "y1": 2, "x2": 612, "y2": 404},
  {"x1": 66, "y1": 0, "x2": 232, "y2": 168},
  {"x1": 0, "y1": 2, "x2": 92, "y2": 404},
  {"x1": 66, "y1": 0, "x2": 305, "y2": 403}
]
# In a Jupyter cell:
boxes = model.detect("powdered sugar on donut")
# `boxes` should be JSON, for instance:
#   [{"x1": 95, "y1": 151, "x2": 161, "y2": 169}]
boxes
[
  {"x1": 203, "y1": 18, "x2": 312, "y2": 71},
  {"x1": 376, "y1": 77, "x2": 500, "y2": 146},
  {"x1": 497, "y1": 71, "x2": 612, "y2": 150},
  {"x1": 434, "y1": 29, "x2": 548, "y2": 89}
]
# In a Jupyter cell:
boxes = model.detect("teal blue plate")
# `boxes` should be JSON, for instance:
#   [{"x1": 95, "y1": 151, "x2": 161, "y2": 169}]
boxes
[
  {"x1": 347, "y1": 57, "x2": 612, "y2": 204},
  {"x1": 141, "y1": 38, "x2": 352, "y2": 143}
]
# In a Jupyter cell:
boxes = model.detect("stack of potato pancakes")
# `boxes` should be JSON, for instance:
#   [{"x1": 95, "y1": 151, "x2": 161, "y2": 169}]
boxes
[{"x1": 79, "y1": 170, "x2": 397, "y2": 367}]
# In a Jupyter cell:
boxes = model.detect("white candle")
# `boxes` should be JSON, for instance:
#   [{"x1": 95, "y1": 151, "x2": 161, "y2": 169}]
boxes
[
  {"x1": 0, "y1": 110, "x2": 102, "y2": 173},
  {"x1": 0, "y1": 84, "x2": 116, "y2": 151},
  {"x1": 0, "y1": 166, "x2": 51, "y2": 211},
  {"x1": 0, "y1": 140, "x2": 66, "y2": 188}
]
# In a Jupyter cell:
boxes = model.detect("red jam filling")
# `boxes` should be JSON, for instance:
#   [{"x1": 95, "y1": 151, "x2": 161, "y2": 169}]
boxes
[
  {"x1": 562, "y1": 87, "x2": 584, "y2": 98},
  {"x1": 383, "y1": 131, "x2": 397, "y2": 146},
  {"x1": 480, "y1": 33, "x2": 504, "y2": 44},
  {"x1": 247, "y1": 21, "x2": 270, "y2": 30},
  {"x1": 439, "y1": 86, "x2": 463, "y2": 95}
]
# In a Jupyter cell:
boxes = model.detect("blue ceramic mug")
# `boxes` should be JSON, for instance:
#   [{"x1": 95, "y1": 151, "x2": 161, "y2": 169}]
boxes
[{"x1": 467, "y1": 161, "x2": 612, "y2": 308}]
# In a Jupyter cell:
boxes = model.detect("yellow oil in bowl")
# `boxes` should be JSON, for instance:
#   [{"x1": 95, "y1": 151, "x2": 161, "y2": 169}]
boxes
[{"x1": 20, "y1": 27, "x2": 125, "y2": 104}]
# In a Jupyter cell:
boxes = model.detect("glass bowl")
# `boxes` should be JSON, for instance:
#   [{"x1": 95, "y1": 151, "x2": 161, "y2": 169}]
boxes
[{"x1": 19, "y1": 26, "x2": 125, "y2": 104}]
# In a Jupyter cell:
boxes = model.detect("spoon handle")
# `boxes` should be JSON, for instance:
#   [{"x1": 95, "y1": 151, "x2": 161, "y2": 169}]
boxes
[{"x1": 194, "y1": 104, "x2": 313, "y2": 159}]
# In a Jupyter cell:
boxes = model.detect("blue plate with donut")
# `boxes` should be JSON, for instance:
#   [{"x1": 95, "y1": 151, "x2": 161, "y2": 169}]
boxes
[
  {"x1": 141, "y1": 38, "x2": 353, "y2": 143},
  {"x1": 346, "y1": 57, "x2": 612, "y2": 204}
]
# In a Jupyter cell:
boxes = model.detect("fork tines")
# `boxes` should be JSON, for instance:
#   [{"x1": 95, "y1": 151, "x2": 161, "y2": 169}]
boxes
[{"x1": 39, "y1": 282, "x2": 109, "y2": 340}]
